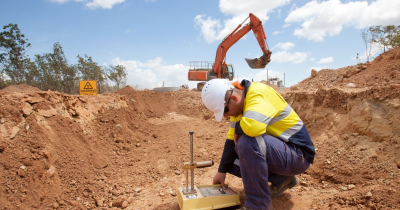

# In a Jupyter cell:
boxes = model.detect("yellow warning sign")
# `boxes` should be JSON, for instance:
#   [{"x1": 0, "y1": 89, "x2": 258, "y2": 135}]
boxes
[{"x1": 79, "y1": 80, "x2": 97, "y2": 95}]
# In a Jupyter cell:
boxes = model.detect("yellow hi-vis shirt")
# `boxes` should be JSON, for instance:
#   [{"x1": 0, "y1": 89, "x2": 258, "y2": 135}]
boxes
[{"x1": 227, "y1": 82, "x2": 303, "y2": 142}]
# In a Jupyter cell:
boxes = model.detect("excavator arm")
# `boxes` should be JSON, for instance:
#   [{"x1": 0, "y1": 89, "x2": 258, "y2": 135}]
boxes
[{"x1": 213, "y1": 13, "x2": 272, "y2": 78}]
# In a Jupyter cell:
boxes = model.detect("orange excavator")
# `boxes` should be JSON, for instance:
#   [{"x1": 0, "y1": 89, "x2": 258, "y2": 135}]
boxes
[{"x1": 188, "y1": 13, "x2": 272, "y2": 90}]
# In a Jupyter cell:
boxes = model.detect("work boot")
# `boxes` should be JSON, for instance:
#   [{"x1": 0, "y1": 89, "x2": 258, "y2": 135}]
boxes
[
  {"x1": 236, "y1": 206, "x2": 252, "y2": 210},
  {"x1": 236, "y1": 205, "x2": 274, "y2": 210},
  {"x1": 270, "y1": 175, "x2": 299, "y2": 197}
]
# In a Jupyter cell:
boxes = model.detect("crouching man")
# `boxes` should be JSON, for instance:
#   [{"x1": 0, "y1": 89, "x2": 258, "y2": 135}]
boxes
[{"x1": 201, "y1": 79, "x2": 315, "y2": 210}]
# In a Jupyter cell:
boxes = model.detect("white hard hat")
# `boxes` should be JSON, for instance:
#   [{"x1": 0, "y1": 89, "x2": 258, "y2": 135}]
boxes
[{"x1": 201, "y1": 79, "x2": 230, "y2": 122}]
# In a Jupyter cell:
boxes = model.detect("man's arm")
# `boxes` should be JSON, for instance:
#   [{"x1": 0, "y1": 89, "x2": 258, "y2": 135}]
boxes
[{"x1": 218, "y1": 139, "x2": 237, "y2": 173}]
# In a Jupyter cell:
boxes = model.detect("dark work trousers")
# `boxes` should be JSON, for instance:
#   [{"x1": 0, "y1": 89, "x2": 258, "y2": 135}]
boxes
[{"x1": 227, "y1": 134, "x2": 310, "y2": 210}]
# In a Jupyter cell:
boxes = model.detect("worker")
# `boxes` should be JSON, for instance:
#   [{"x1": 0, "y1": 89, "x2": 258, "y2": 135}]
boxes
[{"x1": 201, "y1": 79, "x2": 315, "y2": 210}]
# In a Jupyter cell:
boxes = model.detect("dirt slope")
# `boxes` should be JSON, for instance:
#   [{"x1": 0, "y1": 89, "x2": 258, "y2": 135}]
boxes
[{"x1": 1, "y1": 48, "x2": 400, "y2": 210}]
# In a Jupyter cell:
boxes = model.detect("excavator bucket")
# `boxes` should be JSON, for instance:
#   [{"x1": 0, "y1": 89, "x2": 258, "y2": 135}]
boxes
[
  {"x1": 245, "y1": 52, "x2": 272, "y2": 69},
  {"x1": 245, "y1": 57, "x2": 266, "y2": 69}
]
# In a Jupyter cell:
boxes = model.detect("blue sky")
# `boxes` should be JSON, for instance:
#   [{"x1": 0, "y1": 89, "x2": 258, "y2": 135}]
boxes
[{"x1": 1, "y1": 0, "x2": 400, "y2": 89}]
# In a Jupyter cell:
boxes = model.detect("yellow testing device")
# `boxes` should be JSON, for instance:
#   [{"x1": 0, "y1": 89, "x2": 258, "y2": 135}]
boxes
[{"x1": 177, "y1": 131, "x2": 240, "y2": 210}]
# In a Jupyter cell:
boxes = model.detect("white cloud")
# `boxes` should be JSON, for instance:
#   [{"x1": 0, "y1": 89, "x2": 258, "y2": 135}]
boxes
[
  {"x1": 125, "y1": 29, "x2": 130, "y2": 33},
  {"x1": 50, "y1": 0, "x2": 83, "y2": 2},
  {"x1": 285, "y1": 0, "x2": 400, "y2": 42},
  {"x1": 271, "y1": 51, "x2": 308, "y2": 64},
  {"x1": 194, "y1": 15, "x2": 222, "y2": 43},
  {"x1": 274, "y1": 42, "x2": 295, "y2": 51},
  {"x1": 111, "y1": 57, "x2": 198, "y2": 89},
  {"x1": 317, "y1": 57, "x2": 334, "y2": 64},
  {"x1": 273, "y1": 31, "x2": 284, "y2": 35},
  {"x1": 253, "y1": 69, "x2": 283, "y2": 81},
  {"x1": 310, "y1": 58, "x2": 315, "y2": 61},
  {"x1": 195, "y1": 0, "x2": 290, "y2": 43},
  {"x1": 50, "y1": 0, "x2": 125, "y2": 9}
]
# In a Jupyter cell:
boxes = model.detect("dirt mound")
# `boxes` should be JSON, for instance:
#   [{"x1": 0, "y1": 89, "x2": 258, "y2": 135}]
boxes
[
  {"x1": 1, "y1": 48, "x2": 400, "y2": 209},
  {"x1": 291, "y1": 47, "x2": 400, "y2": 90},
  {"x1": 348, "y1": 47, "x2": 400, "y2": 87},
  {"x1": 1, "y1": 84, "x2": 41, "y2": 93}
]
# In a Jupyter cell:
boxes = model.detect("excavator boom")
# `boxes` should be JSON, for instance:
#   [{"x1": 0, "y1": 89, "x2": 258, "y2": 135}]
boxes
[
  {"x1": 213, "y1": 13, "x2": 272, "y2": 78},
  {"x1": 188, "y1": 13, "x2": 272, "y2": 89}
]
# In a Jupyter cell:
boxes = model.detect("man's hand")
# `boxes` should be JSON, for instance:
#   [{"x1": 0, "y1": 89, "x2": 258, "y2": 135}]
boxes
[
  {"x1": 213, "y1": 172, "x2": 227, "y2": 190},
  {"x1": 234, "y1": 134, "x2": 242, "y2": 145}
]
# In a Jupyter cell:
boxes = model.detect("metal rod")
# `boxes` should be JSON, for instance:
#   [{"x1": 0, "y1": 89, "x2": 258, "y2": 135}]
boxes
[
  {"x1": 185, "y1": 167, "x2": 189, "y2": 192},
  {"x1": 189, "y1": 131, "x2": 194, "y2": 191}
]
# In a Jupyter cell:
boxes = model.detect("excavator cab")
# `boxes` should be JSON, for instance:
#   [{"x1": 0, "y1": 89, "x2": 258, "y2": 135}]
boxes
[{"x1": 224, "y1": 64, "x2": 235, "y2": 80}]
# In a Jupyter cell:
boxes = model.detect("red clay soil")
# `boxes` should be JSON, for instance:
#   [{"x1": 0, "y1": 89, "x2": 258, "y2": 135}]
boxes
[{"x1": 1, "y1": 48, "x2": 400, "y2": 210}]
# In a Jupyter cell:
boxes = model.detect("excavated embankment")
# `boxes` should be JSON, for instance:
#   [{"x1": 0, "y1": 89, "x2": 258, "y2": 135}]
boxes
[{"x1": 1, "y1": 48, "x2": 400, "y2": 209}]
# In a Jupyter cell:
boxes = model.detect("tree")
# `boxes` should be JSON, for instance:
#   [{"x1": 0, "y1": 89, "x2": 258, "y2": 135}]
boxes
[
  {"x1": 369, "y1": 25, "x2": 400, "y2": 52},
  {"x1": 47, "y1": 42, "x2": 76, "y2": 93},
  {"x1": 361, "y1": 29, "x2": 374, "y2": 62},
  {"x1": 107, "y1": 65, "x2": 127, "y2": 90},
  {"x1": 0, "y1": 23, "x2": 31, "y2": 84},
  {"x1": 76, "y1": 54, "x2": 106, "y2": 93}
]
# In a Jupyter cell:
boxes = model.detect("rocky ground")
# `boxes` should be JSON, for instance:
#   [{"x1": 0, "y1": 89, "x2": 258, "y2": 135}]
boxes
[{"x1": 1, "y1": 48, "x2": 400, "y2": 210}]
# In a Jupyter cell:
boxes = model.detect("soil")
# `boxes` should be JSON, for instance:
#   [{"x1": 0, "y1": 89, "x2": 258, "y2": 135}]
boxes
[{"x1": 1, "y1": 48, "x2": 400, "y2": 210}]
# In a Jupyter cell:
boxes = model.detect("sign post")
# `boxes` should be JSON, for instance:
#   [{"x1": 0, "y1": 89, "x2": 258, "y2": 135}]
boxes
[{"x1": 79, "y1": 80, "x2": 97, "y2": 96}]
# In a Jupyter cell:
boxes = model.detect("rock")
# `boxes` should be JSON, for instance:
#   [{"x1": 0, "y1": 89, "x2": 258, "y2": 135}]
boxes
[
  {"x1": 170, "y1": 189, "x2": 177, "y2": 196},
  {"x1": 22, "y1": 103, "x2": 33, "y2": 116},
  {"x1": 395, "y1": 157, "x2": 400, "y2": 169},
  {"x1": 91, "y1": 157, "x2": 108, "y2": 169},
  {"x1": 343, "y1": 68, "x2": 359, "y2": 78},
  {"x1": 0, "y1": 144, "x2": 5, "y2": 153},
  {"x1": 46, "y1": 165, "x2": 56, "y2": 177},
  {"x1": 348, "y1": 184, "x2": 355, "y2": 190},
  {"x1": 112, "y1": 196, "x2": 126, "y2": 207},
  {"x1": 52, "y1": 202, "x2": 59, "y2": 209},
  {"x1": 127, "y1": 197, "x2": 134, "y2": 204},
  {"x1": 0, "y1": 118, "x2": 5, "y2": 124},
  {"x1": 95, "y1": 197, "x2": 104, "y2": 207},
  {"x1": 365, "y1": 191, "x2": 372, "y2": 198},
  {"x1": 121, "y1": 201, "x2": 128, "y2": 208},
  {"x1": 10, "y1": 127, "x2": 20, "y2": 139},
  {"x1": 175, "y1": 170, "x2": 181, "y2": 175},
  {"x1": 136, "y1": 143, "x2": 141, "y2": 147},
  {"x1": 311, "y1": 69, "x2": 317, "y2": 77},
  {"x1": 17, "y1": 169, "x2": 26, "y2": 178},
  {"x1": 135, "y1": 188, "x2": 142, "y2": 193},
  {"x1": 340, "y1": 186, "x2": 348, "y2": 191},
  {"x1": 346, "y1": 83, "x2": 356, "y2": 88},
  {"x1": 159, "y1": 191, "x2": 165, "y2": 196}
]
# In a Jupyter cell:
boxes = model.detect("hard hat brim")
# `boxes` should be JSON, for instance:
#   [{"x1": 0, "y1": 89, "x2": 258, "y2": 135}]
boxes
[{"x1": 214, "y1": 107, "x2": 224, "y2": 122}]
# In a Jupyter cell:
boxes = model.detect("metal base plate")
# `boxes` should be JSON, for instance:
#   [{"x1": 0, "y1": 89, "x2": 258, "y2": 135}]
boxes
[{"x1": 177, "y1": 184, "x2": 240, "y2": 210}]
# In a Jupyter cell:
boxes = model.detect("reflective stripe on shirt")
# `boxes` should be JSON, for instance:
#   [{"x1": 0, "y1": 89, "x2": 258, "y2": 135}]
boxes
[
  {"x1": 278, "y1": 118, "x2": 304, "y2": 142},
  {"x1": 243, "y1": 110, "x2": 272, "y2": 125}
]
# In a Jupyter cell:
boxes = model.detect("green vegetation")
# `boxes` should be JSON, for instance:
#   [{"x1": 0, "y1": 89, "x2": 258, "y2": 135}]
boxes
[
  {"x1": 0, "y1": 23, "x2": 127, "y2": 93},
  {"x1": 361, "y1": 25, "x2": 400, "y2": 62}
]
